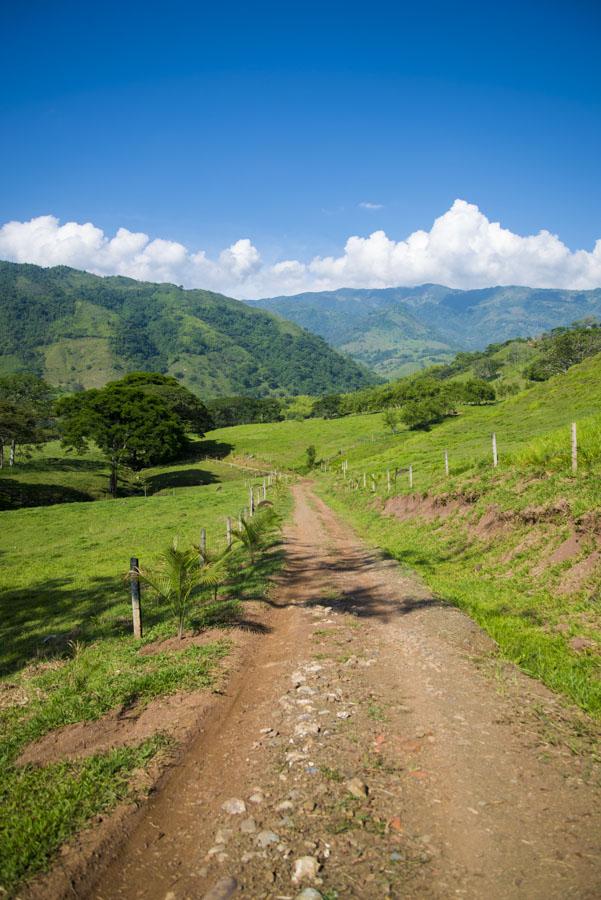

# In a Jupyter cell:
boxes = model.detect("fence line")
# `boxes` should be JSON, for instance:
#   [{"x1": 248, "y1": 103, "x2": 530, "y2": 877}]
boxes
[{"x1": 335, "y1": 419, "x2": 584, "y2": 496}]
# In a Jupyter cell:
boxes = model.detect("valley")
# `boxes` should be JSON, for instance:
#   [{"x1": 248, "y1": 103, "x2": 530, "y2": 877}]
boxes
[
  {"x1": 1, "y1": 269, "x2": 600, "y2": 898},
  {"x1": 1, "y1": 336, "x2": 600, "y2": 896}
]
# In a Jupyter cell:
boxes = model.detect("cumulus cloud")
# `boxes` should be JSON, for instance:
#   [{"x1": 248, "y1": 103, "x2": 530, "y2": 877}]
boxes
[
  {"x1": 1, "y1": 200, "x2": 600, "y2": 299},
  {"x1": 358, "y1": 201, "x2": 384, "y2": 210}
]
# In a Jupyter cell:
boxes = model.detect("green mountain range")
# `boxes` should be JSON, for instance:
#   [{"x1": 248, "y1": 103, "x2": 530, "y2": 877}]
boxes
[
  {"x1": 249, "y1": 284, "x2": 601, "y2": 378},
  {"x1": 0, "y1": 262, "x2": 375, "y2": 396}
]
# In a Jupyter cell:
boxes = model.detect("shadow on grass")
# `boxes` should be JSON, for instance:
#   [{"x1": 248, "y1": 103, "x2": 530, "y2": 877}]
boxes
[
  {"x1": 146, "y1": 468, "x2": 219, "y2": 493},
  {"x1": 194, "y1": 439, "x2": 234, "y2": 459},
  {"x1": 1, "y1": 540, "x2": 285, "y2": 676},
  {"x1": 17, "y1": 457, "x2": 105, "y2": 474},
  {"x1": 0, "y1": 575, "x2": 166, "y2": 677},
  {"x1": 230, "y1": 545, "x2": 287, "y2": 601},
  {"x1": 0, "y1": 479, "x2": 94, "y2": 511}
]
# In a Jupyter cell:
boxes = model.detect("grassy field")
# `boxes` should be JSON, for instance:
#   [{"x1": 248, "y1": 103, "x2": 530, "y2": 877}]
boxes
[
  {"x1": 0, "y1": 456, "x2": 285, "y2": 894},
  {"x1": 211, "y1": 352, "x2": 601, "y2": 483},
  {"x1": 207, "y1": 354, "x2": 601, "y2": 716},
  {"x1": 0, "y1": 437, "x2": 247, "y2": 509}
]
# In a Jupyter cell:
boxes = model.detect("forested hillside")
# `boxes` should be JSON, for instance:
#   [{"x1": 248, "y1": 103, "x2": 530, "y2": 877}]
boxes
[
  {"x1": 0, "y1": 262, "x2": 375, "y2": 396},
  {"x1": 250, "y1": 284, "x2": 601, "y2": 378}
]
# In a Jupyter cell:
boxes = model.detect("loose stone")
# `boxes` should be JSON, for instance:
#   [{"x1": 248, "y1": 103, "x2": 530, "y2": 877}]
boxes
[
  {"x1": 345, "y1": 777, "x2": 369, "y2": 799},
  {"x1": 256, "y1": 830, "x2": 280, "y2": 848},
  {"x1": 276, "y1": 800, "x2": 294, "y2": 812},
  {"x1": 292, "y1": 856, "x2": 321, "y2": 884},
  {"x1": 240, "y1": 817, "x2": 257, "y2": 834},
  {"x1": 294, "y1": 722, "x2": 320, "y2": 737},
  {"x1": 214, "y1": 828, "x2": 232, "y2": 845},
  {"x1": 201, "y1": 876, "x2": 238, "y2": 900},
  {"x1": 221, "y1": 798, "x2": 246, "y2": 815}
]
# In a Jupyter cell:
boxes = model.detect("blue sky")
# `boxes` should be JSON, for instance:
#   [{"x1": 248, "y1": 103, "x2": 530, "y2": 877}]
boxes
[{"x1": 1, "y1": 0, "x2": 600, "y2": 296}]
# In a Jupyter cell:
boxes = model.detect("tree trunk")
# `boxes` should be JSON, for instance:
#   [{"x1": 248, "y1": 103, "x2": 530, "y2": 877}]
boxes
[
  {"x1": 109, "y1": 457, "x2": 118, "y2": 497},
  {"x1": 9, "y1": 439, "x2": 15, "y2": 467},
  {"x1": 0, "y1": 439, "x2": 3, "y2": 469}
]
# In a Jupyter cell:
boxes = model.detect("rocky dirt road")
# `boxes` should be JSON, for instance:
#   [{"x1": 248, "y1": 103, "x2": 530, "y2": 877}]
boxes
[{"x1": 54, "y1": 482, "x2": 601, "y2": 898}]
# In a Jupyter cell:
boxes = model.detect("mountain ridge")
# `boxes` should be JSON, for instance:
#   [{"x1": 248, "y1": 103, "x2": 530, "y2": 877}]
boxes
[
  {"x1": 0, "y1": 261, "x2": 376, "y2": 396},
  {"x1": 248, "y1": 283, "x2": 601, "y2": 378}
]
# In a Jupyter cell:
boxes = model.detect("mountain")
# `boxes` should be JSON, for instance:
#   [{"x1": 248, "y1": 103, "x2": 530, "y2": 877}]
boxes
[
  {"x1": 0, "y1": 262, "x2": 376, "y2": 396},
  {"x1": 248, "y1": 284, "x2": 601, "y2": 378}
]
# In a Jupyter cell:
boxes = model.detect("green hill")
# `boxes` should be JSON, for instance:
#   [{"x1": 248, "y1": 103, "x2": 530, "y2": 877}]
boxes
[
  {"x1": 249, "y1": 284, "x2": 601, "y2": 378},
  {"x1": 0, "y1": 261, "x2": 376, "y2": 396},
  {"x1": 207, "y1": 351, "x2": 601, "y2": 471}
]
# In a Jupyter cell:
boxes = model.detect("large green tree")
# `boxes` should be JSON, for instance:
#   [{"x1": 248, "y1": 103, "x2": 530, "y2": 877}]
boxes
[
  {"x1": 0, "y1": 403, "x2": 39, "y2": 468},
  {"x1": 0, "y1": 374, "x2": 55, "y2": 466},
  {"x1": 116, "y1": 372, "x2": 213, "y2": 435},
  {"x1": 56, "y1": 380, "x2": 188, "y2": 497},
  {"x1": 206, "y1": 395, "x2": 282, "y2": 428}
]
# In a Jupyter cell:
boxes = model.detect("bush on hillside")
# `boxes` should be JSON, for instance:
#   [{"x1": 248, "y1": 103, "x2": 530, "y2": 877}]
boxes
[
  {"x1": 401, "y1": 395, "x2": 456, "y2": 430},
  {"x1": 311, "y1": 393, "x2": 343, "y2": 419},
  {"x1": 524, "y1": 322, "x2": 601, "y2": 381}
]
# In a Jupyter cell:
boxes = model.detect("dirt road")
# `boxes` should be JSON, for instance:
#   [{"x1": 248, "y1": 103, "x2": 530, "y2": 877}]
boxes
[{"x1": 49, "y1": 482, "x2": 601, "y2": 898}]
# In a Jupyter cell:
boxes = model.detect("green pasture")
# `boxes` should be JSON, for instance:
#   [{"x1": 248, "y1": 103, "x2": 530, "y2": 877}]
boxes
[{"x1": 0, "y1": 458, "x2": 285, "y2": 893}]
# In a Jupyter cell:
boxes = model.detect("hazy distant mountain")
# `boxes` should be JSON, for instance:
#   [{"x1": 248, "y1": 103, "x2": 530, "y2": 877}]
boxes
[
  {"x1": 248, "y1": 284, "x2": 601, "y2": 378},
  {"x1": 0, "y1": 262, "x2": 376, "y2": 396}
]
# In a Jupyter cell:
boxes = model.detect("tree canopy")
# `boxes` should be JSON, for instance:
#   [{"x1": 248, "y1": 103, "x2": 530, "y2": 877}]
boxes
[
  {"x1": 116, "y1": 372, "x2": 213, "y2": 435},
  {"x1": 0, "y1": 374, "x2": 55, "y2": 466},
  {"x1": 56, "y1": 377, "x2": 189, "y2": 496}
]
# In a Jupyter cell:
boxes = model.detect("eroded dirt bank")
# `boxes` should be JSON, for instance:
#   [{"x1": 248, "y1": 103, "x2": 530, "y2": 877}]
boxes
[{"x1": 27, "y1": 482, "x2": 601, "y2": 899}]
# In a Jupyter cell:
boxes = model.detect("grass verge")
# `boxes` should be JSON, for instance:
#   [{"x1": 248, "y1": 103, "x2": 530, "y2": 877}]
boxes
[
  {"x1": 317, "y1": 477, "x2": 601, "y2": 717},
  {"x1": 0, "y1": 468, "x2": 289, "y2": 894}
]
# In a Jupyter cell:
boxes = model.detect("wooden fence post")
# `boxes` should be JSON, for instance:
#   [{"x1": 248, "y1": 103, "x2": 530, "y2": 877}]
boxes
[
  {"x1": 444, "y1": 449, "x2": 449, "y2": 477},
  {"x1": 409, "y1": 464, "x2": 413, "y2": 488},
  {"x1": 226, "y1": 517, "x2": 232, "y2": 548},
  {"x1": 571, "y1": 422, "x2": 578, "y2": 473},
  {"x1": 387, "y1": 469, "x2": 391, "y2": 493},
  {"x1": 492, "y1": 433, "x2": 498, "y2": 468},
  {"x1": 262, "y1": 478, "x2": 267, "y2": 500},
  {"x1": 130, "y1": 557, "x2": 142, "y2": 638},
  {"x1": 363, "y1": 472, "x2": 367, "y2": 489},
  {"x1": 249, "y1": 485, "x2": 255, "y2": 516},
  {"x1": 200, "y1": 527, "x2": 206, "y2": 556},
  {"x1": 371, "y1": 474, "x2": 376, "y2": 492}
]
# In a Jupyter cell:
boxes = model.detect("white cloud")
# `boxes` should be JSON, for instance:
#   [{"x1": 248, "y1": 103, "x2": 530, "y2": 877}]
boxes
[
  {"x1": 1, "y1": 200, "x2": 600, "y2": 299},
  {"x1": 358, "y1": 201, "x2": 384, "y2": 210}
]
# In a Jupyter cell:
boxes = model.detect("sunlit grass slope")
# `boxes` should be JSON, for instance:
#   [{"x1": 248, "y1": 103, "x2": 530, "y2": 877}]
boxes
[{"x1": 209, "y1": 351, "x2": 601, "y2": 483}]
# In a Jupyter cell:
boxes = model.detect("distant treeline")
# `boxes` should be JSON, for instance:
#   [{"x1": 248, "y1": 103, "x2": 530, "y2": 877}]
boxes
[
  {"x1": 5, "y1": 320, "x2": 600, "y2": 446},
  {"x1": 206, "y1": 320, "x2": 601, "y2": 429}
]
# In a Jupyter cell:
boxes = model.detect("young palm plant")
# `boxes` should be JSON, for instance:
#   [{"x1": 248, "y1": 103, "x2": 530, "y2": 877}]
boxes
[
  {"x1": 232, "y1": 506, "x2": 278, "y2": 564},
  {"x1": 197, "y1": 545, "x2": 233, "y2": 603},
  {"x1": 140, "y1": 540, "x2": 231, "y2": 638}
]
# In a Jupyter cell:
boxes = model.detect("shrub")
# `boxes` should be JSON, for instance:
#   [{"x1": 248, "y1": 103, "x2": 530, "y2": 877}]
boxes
[{"x1": 401, "y1": 396, "x2": 456, "y2": 430}]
